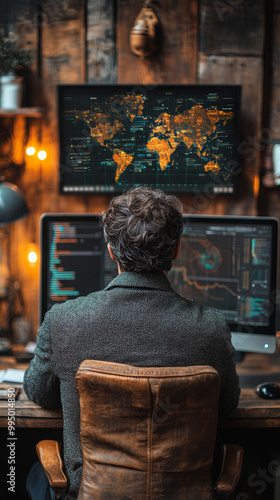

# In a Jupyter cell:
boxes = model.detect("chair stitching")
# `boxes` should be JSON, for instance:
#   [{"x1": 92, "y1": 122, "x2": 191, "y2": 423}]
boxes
[{"x1": 78, "y1": 366, "x2": 219, "y2": 379}]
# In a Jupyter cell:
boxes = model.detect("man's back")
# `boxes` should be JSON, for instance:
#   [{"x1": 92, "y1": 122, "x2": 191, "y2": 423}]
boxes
[
  {"x1": 24, "y1": 187, "x2": 240, "y2": 500},
  {"x1": 24, "y1": 271, "x2": 240, "y2": 500}
]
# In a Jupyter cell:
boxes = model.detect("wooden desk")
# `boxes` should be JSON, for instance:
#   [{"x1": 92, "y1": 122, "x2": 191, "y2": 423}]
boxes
[
  {"x1": 1, "y1": 351, "x2": 280, "y2": 429},
  {"x1": 0, "y1": 353, "x2": 63, "y2": 428},
  {"x1": 220, "y1": 352, "x2": 280, "y2": 428}
]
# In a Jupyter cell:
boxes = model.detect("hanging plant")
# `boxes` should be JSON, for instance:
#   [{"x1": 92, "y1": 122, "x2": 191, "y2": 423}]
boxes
[{"x1": 0, "y1": 34, "x2": 32, "y2": 76}]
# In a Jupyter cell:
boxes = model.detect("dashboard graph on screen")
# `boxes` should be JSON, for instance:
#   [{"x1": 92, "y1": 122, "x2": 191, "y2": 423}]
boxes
[
  {"x1": 168, "y1": 216, "x2": 277, "y2": 334},
  {"x1": 59, "y1": 84, "x2": 241, "y2": 194}
]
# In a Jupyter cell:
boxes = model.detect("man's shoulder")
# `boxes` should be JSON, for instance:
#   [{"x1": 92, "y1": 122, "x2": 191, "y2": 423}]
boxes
[
  {"x1": 199, "y1": 305, "x2": 231, "y2": 341},
  {"x1": 176, "y1": 293, "x2": 227, "y2": 321},
  {"x1": 199, "y1": 304, "x2": 227, "y2": 321},
  {"x1": 199, "y1": 304, "x2": 228, "y2": 326},
  {"x1": 46, "y1": 289, "x2": 107, "y2": 318},
  {"x1": 171, "y1": 292, "x2": 229, "y2": 337}
]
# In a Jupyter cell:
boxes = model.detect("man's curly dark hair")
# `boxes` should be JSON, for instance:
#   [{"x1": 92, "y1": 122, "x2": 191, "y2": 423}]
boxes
[{"x1": 100, "y1": 186, "x2": 183, "y2": 272}]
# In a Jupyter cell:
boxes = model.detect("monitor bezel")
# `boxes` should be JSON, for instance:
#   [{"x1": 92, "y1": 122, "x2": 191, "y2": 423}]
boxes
[
  {"x1": 58, "y1": 83, "x2": 242, "y2": 195},
  {"x1": 179, "y1": 214, "x2": 278, "y2": 354}
]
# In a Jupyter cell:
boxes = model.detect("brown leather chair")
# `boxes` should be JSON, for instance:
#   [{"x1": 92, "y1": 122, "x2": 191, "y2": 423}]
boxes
[{"x1": 36, "y1": 361, "x2": 243, "y2": 500}]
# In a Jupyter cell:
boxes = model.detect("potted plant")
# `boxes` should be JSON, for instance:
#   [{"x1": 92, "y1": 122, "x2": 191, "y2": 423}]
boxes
[{"x1": 0, "y1": 33, "x2": 32, "y2": 109}]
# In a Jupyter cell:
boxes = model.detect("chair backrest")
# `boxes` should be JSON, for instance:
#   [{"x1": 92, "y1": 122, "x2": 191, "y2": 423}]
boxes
[{"x1": 76, "y1": 361, "x2": 221, "y2": 500}]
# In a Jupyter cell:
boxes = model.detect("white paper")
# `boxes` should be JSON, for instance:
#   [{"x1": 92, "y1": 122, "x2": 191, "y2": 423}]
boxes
[{"x1": 1, "y1": 369, "x2": 25, "y2": 383}]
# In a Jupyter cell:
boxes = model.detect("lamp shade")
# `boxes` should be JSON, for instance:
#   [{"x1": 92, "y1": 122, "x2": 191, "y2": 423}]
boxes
[{"x1": 0, "y1": 181, "x2": 29, "y2": 226}]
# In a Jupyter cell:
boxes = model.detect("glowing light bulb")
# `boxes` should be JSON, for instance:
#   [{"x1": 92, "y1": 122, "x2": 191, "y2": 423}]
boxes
[
  {"x1": 26, "y1": 147, "x2": 36, "y2": 156},
  {"x1": 28, "y1": 251, "x2": 38, "y2": 264},
  {"x1": 38, "y1": 150, "x2": 47, "y2": 161}
]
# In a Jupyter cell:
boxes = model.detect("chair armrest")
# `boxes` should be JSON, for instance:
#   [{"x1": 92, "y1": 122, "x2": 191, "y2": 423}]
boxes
[
  {"x1": 214, "y1": 444, "x2": 244, "y2": 500},
  {"x1": 36, "y1": 440, "x2": 68, "y2": 493}
]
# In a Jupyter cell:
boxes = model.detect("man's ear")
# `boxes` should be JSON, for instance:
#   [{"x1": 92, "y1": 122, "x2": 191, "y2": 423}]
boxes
[
  {"x1": 107, "y1": 244, "x2": 122, "y2": 274},
  {"x1": 107, "y1": 244, "x2": 117, "y2": 261},
  {"x1": 172, "y1": 241, "x2": 181, "y2": 260}
]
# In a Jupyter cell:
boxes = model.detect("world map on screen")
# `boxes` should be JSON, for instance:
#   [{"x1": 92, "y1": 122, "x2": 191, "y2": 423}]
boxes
[{"x1": 60, "y1": 87, "x2": 239, "y2": 193}]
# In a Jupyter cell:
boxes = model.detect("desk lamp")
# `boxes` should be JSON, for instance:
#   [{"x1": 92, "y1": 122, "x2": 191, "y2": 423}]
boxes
[{"x1": 0, "y1": 178, "x2": 29, "y2": 226}]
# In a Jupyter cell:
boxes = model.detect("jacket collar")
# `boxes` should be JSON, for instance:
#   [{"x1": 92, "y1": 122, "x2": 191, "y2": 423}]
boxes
[{"x1": 104, "y1": 271, "x2": 174, "y2": 292}]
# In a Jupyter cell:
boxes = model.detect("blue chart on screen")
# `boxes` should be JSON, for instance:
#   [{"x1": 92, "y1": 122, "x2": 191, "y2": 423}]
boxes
[{"x1": 168, "y1": 216, "x2": 277, "y2": 335}]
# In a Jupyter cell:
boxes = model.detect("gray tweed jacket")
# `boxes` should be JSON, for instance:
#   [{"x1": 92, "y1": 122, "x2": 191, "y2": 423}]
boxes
[{"x1": 24, "y1": 271, "x2": 240, "y2": 500}]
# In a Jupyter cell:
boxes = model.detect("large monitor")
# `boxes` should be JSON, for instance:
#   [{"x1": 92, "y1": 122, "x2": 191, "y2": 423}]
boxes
[
  {"x1": 40, "y1": 214, "x2": 118, "y2": 324},
  {"x1": 40, "y1": 213, "x2": 278, "y2": 355},
  {"x1": 169, "y1": 215, "x2": 278, "y2": 354},
  {"x1": 58, "y1": 84, "x2": 241, "y2": 195}
]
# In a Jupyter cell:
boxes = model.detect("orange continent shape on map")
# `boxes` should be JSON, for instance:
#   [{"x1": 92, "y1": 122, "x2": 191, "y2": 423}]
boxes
[
  {"x1": 204, "y1": 161, "x2": 220, "y2": 175},
  {"x1": 175, "y1": 106, "x2": 234, "y2": 152},
  {"x1": 75, "y1": 110, "x2": 125, "y2": 147},
  {"x1": 147, "y1": 105, "x2": 234, "y2": 170},
  {"x1": 113, "y1": 149, "x2": 134, "y2": 181},
  {"x1": 146, "y1": 137, "x2": 175, "y2": 171},
  {"x1": 122, "y1": 95, "x2": 146, "y2": 122},
  {"x1": 89, "y1": 118, "x2": 124, "y2": 146}
]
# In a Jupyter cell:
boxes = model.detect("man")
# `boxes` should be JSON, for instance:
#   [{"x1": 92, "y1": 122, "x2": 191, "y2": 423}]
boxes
[{"x1": 24, "y1": 186, "x2": 240, "y2": 500}]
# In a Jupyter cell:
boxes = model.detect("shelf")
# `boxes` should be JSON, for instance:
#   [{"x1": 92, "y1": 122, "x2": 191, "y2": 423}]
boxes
[{"x1": 0, "y1": 107, "x2": 43, "y2": 117}]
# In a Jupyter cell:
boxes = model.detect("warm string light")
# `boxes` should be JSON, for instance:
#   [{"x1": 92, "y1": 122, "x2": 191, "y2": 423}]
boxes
[
  {"x1": 38, "y1": 150, "x2": 47, "y2": 160},
  {"x1": 26, "y1": 146, "x2": 36, "y2": 156},
  {"x1": 27, "y1": 241, "x2": 39, "y2": 267},
  {"x1": 28, "y1": 251, "x2": 38, "y2": 264},
  {"x1": 25, "y1": 147, "x2": 47, "y2": 160}
]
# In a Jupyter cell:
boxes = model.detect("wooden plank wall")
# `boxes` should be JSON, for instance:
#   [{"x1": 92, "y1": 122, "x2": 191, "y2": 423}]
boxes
[
  {"x1": 259, "y1": 0, "x2": 280, "y2": 215},
  {"x1": 256, "y1": 0, "x2": 280, "y2": 288},
  {"x1": 117, "y1": 0, "x2": 198, "y2": 85},
  {"x1": 0, "y1": 0, "x2": 275, "y2": 335},
  {"x1": 197, "y1": 0, "x2": 265, "y2": 216},
  {"x1": 1, "y1": 0, "x2": 39, "y2": 335}
]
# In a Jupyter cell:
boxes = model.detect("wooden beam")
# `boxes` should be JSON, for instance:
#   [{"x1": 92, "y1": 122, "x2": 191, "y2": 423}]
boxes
[
  {"x1": 40, "y1": 0, "x2": 86, "y2": 195},
  {"x1": 87, "y1": 0, "x2": 117, "y2": 83}
]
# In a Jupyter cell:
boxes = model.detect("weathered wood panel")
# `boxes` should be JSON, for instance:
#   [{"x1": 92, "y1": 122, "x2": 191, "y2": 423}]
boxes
[
  {"x1": 40, "y1": 0, "x2": 85, "y2": 201},
  {"x1": 258, "y1": 5, "x2": 280, "y2": 289},
  {"x1": 200, "y1": 0, "x2": 265, "y2": 55},
  {"x1": 0, "y1": 0, "x2": 39, "y2": 173},
  {"x1": 117, "y1": 0, "x2": 198, "y2": 84},
  {"x1": 0, "y1": 1, "x2": 40, "y2": 333},
  {"x1": 198, "y1": 0, "x2": 265, "y2": 215},
  {"x1": 259, "y1": 5, "x2": 280, "y2": 190},
  {"x1": 270, "y1": 11, "x2": 280, "y2": 143},
  {"x1": 198, "y1": 55, "x2": 263, "y2": 215},
  {"x1": 0, "y1": 0, "x2": 37, "y2": 37},
  {"x1": 258, "y1": 5, "x2": 280, "y2": 202},
  {"x1": 85, "y1": 0, "x2": 118, "y2": 219},
  {"x1": 87, "y1": 0, "x2": 117, "y2": 83},
  {"x1": 24, "y1": 0, "x2": 87, "y2": 330}
]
